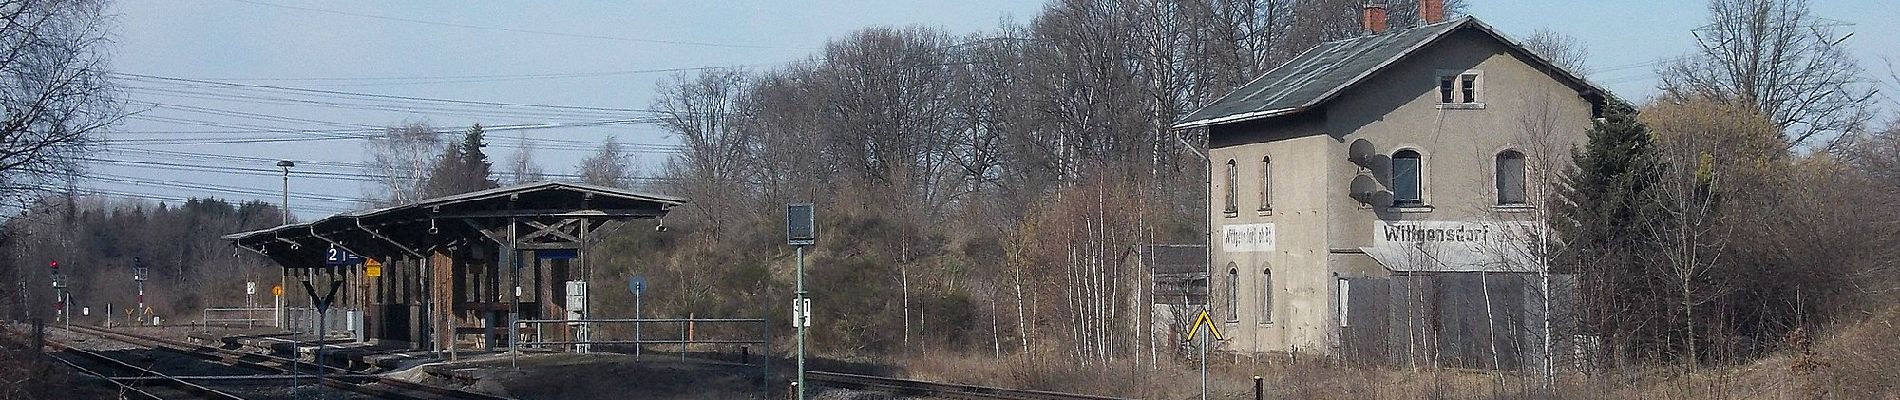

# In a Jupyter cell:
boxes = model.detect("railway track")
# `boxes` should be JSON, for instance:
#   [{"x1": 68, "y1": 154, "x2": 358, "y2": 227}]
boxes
[
  {"x1": 808, "y1": 370, "x2": 1134, "y2": 400},
  {"x1": 43, "y1": 337, "x2": 252, "y2": 400},
  {"x1": 60, "y1": 324, "x2": 513, "y2": 400}
]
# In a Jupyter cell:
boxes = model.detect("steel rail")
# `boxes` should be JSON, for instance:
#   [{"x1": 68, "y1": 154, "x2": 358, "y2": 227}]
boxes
[
  {"x1": 42, "y1": 336, "x2": 252, "y2": 400},
  {"x1": 807, "y1": 370, "x2": 1134, "y2": 400},
  {"x1": 40, "y1": 340, "x2": 181, "y2": 400},
  {"x1": 65, "y1": 325, "x2": 514, "y2": 400}
]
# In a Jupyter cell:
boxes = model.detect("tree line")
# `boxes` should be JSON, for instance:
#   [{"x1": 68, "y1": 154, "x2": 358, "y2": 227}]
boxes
[{"x1": 614, "y1": 0, "x2": 1466, "y2": 363}]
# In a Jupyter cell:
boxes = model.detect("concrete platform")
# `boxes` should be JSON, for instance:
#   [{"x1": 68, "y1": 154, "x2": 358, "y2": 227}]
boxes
[{"x1": 188, "y1": 328, "x2": 441, "y2": 371}]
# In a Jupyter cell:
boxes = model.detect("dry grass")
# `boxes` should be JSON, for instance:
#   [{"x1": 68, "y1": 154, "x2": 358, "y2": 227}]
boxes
[{"x1": 889, "y1": 309, "x2": 1900, "y2": 400}]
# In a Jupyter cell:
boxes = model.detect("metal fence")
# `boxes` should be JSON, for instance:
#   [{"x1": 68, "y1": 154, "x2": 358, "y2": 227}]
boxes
[
  {"x1": 199, "y1": 307, "x2": 277, "y2": 330},
  {"x1": 282, "y1": 307, "x2": 364, "y2": 339},
  {"x1": 1340, "y1": 273, "x2": 1580, "y2": 372},
  {"x1": 518, "y1": 317, "x2": 771, "y2": 378}
]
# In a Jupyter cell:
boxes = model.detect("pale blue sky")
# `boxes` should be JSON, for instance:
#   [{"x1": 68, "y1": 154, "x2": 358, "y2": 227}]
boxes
[{"x1": 99, "y1": 1, "x2": 1898, "y2": 217}]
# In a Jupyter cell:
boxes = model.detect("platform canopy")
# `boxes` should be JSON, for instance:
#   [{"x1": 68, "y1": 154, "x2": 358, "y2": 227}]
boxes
[{"x1": 224, "y1": 181, "x2": 685, "y2": 269}]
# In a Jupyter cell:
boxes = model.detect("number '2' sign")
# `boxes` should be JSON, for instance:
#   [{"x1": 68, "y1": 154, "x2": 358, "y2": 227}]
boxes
[{"x1": 325, "y1": 246, "x2": 363, "y2": 266}]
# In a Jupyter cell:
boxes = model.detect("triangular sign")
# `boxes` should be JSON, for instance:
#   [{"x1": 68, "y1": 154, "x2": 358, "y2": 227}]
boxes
[{"x1": 1185, "y1": 309, "x2": 1225, "y2": 341}]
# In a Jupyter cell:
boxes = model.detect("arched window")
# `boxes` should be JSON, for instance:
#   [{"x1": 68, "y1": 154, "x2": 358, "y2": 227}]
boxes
[
  {"x1": 1258, "y1": 156, "x2": 1272, "y2": 211},
  {"x1": 1226, "y1": 263, "x2": 1239, "y2": 322},
  {"x1": 1224, "y1": 159, "x2": 1239, "y2": 214},
  {"x1": 1496, "y1": 150, "x2": 1527, "y2": 205},
  {"x1": 1392, "y1": 150, "x2": 1423, "y2": 205},
  {"x1": 1260, "y1": 267, "x2": 1273, "y2": 324}
]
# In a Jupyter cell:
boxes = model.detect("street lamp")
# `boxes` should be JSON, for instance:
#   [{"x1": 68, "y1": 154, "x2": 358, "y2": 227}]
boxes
[
  {"x1": 276, "y1": 160, "x2": 295, "y2": 224},
  {"x1": 273, "y1": 161, "x2": 293, "y2": 333}
]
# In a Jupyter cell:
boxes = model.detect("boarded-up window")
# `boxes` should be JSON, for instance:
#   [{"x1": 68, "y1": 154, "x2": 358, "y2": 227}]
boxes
[
  {"x1": 1260, "y1": 267, "x2": 1273, "y2": 324},
  {"x1": 1226, "y1": 263, "x2": 1239, "y2": 322},
  {"x1": 1393, "y1": 150, "x2": 1423, "y2": 205},
  {"x1": 1259, "y1": 156, "x2": 1272, "y2": 210},
  {"x1": 1496, "y1": 150, "x2": 1526, "y2": 205},
  {"x1": 1224, "y1": 159, "x2": 1238, "y2": 214}
]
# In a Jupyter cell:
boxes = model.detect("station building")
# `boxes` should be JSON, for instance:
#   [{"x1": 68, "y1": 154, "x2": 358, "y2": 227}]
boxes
[{"x1": 1170, "y1": 2, "x2": 1606, "y2": 369}]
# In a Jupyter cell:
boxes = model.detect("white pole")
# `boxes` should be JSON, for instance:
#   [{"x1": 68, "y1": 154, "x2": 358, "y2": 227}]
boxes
[{"x1": 1200, "y1": 329, "x2": 1209, "y2": 400}]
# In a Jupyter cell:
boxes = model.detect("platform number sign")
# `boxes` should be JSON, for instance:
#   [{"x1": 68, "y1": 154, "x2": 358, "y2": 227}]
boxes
[
  {"x1": 324, "y1": 246, "x2": 363, "y2": 266},
  {"x1": 787, "y1": 203, "x2": 815, "y2": 246}
]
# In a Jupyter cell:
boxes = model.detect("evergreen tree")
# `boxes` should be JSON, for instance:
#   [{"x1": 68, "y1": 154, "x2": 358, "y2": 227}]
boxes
[
  {"x1": 421, "y1": 124, "x2": 500, "y2": 198},
  {"x1": 459, "y1": 124, "x2": 498, "y2": 189},
  {"x1": 1554, "y1": 99, "x2": 1669, "y2": 359}
]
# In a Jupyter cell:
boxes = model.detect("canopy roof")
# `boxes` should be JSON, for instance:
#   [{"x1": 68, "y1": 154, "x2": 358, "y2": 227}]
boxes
[{"x1": 225, "y1": 181, "x2": 684, "y2": 268}]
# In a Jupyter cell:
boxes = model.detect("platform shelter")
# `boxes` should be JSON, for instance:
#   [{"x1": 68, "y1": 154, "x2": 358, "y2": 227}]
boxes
[{"x1": 223, "y1": 181, "x2": 682, "y2": 354}]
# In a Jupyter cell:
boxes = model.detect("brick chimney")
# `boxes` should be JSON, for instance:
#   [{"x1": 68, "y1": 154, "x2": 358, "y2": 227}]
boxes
[
  {"x1": 1420, "y1": 0, "x2": 1445, "y2": 24},
  {"x1": 1362, "y1": 3, "x2": 1388, "y2": 34}
]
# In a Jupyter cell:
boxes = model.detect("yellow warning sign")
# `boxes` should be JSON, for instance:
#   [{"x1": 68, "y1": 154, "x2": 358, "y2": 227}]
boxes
[
  {"x1": 365, "y1": 258, "x2": 383, "y2": 278},
  {"x1": 1185, "y1": 310, "x2": 1225, "y2": 342},
  {"x1": 271, "y1": 284, "x2": 284, "y2": 297}
]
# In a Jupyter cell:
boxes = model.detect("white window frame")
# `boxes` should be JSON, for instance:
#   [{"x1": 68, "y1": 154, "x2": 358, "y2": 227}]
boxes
[{"x1": 1435, "y1": 69, "x2": 1485, "y2": 109}]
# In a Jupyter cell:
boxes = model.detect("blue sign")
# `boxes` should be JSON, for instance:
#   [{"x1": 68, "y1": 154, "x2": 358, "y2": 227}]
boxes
[
  {"x1": 324, "y1": 246, "x2": 363, "y2": 266},
  {"x1": 537, "y1": 249, "x2": 579, "y2": 260},
  {"x1": 629, "y1": 276, "x2": 647, "y2": 295}
]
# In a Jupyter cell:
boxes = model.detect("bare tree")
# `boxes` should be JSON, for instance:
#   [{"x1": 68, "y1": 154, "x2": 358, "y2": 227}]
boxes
[
  {"x1": 0, "y1": 0, "x2": 120, "y2": 204},
  {"x1": 576, "y1": 137, "x2": 633, "y2": 188},
  {"x1": 655, "y1": 68, "x2": 752, "y2": 188},
  {"x1": 363, "y1": 121, "x2": 442, "y2": 205},
  {"x1": 1520, "y1": 28, "x2": 1591, "y2": 75},
  {"x1": 1660, "y1": 0, "x2": 1876, "y2": 145},
  {"x1": 504, "y1": 132, "x2": 545, "y2": 185},
  {"x1": 1640, "y1": 99, "x2": 1783, "y2": 365}
]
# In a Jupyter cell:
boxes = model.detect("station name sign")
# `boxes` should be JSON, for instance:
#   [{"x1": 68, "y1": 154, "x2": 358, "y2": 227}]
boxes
[
  {"x1": 1374, "y1": 220, "x2": 1533, "y2": 245},
  {"x1": 1221, "y1": 223, "x2": 1276, "y2": 253}
]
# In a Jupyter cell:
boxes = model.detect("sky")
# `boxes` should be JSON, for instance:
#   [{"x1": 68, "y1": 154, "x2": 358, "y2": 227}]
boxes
[{"x1": 97, "y1": 0, "x2": 1900, "y2": 219}]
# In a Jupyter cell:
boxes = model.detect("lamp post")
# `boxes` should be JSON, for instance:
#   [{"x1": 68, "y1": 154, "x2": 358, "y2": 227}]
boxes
[
  {"x1": 275, "y1": 161, "x2": 293, "y2": 330},
  {"x1": 274, "y1": 160, "x2": 298, "y2": 393}
]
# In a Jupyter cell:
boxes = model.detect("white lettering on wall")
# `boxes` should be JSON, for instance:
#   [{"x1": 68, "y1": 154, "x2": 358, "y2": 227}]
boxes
[{"x1": 1222, "y1": 223, "x2": 1276, "y2": 253}]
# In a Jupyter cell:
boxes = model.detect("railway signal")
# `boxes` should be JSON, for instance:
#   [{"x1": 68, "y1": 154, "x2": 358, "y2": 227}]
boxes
[
  {"x1": 787, "y1": 203, "x2": 816, "y2": 400},
  {"x1": 50, "y1": 260, "x2": 66, "y2": 325},
  {"x1": 133, "y1": 257, "x2": 148, "y2": 325}
]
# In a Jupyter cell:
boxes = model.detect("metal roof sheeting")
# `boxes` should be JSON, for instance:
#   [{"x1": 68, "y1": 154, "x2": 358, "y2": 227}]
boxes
[
  {"x1": 1173, "y1": 16, "x2": 1608, "y2": 130},
  {"x1": 221, "y1": 181, "x2": 683, "y2": 242}
]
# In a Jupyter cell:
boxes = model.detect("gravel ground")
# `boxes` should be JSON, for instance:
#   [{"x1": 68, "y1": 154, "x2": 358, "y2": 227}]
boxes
[
  {"x1": 379, "y1": 351, "x2": 915, "y2": 400},
  {"x1": 42, "y1": 325, "x2": 377, "y2": 400}
]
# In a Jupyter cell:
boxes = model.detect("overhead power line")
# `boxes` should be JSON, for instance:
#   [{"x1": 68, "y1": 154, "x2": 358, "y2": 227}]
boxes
[
  {"x1": 225, "y1": 0, "x2": 809, "y2": 51},
  {"x1": 115, "y1": 72, "x2": 661, "y2": 114}
]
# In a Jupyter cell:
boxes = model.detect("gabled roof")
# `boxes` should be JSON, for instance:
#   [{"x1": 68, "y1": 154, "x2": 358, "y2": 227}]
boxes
[{"x1": 1172, "y1": 16, "x2": 1608, "y2": 130}]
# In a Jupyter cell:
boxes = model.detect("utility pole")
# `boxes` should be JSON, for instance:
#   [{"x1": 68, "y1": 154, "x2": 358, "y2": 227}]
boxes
[{"x1": 786, "y1": 204, "x2": 816, "y2": 400}]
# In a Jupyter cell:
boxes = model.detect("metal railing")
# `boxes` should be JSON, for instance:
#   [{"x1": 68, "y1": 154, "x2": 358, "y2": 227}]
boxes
[
  {"x1": 200, "y1": 307, "x2": 277, "y2": 331},
  {"x1": 516, "y1": 317, "x2": 772, "y2": 389},
  {"x1": 282, "y1": 307, "x2": 362, "y2": 339}
]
